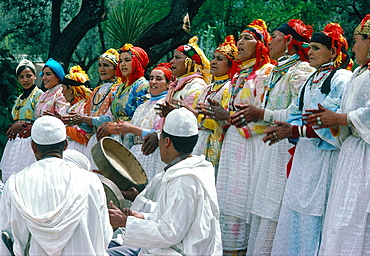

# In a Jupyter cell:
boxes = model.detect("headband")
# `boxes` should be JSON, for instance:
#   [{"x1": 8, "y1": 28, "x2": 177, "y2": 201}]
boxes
[
  {"x1": 310, "y1": 32, "x2": 333, "y2": 48},
  {"x1": 16, "y1": 59, "x2": 36, "y2": 75},
  {"x1": 276, "y1": 23, "x2": 310, "y2": 42}
]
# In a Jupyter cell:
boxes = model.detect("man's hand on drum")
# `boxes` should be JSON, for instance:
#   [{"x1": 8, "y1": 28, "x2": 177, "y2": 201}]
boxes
[
  {"x1": 121, "y1": 187, "x2": 139, "y2": 202},
  {"x1": 108, "y1": 201, "x2": 127, "y2": 228}
]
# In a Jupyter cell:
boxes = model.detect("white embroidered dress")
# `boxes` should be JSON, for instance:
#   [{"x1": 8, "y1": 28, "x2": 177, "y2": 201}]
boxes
[
  {"x1": 271, "y1": 67, "x2": 351, "y2": 255},
  {"x1": 126, "y1": 96, "x2": 166, "y2": 182},
  {"x1": 319, "y1": 66, "x2": 370, "y2": 255},
  {"x1": 246, "y1": 56, "x2": 314, "y2": 255},
  {"x1": 217, "y1": 59, "x2": 274, "y2": 250}
]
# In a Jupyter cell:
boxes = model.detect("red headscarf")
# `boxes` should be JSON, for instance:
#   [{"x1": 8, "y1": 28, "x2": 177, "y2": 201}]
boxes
[
  {"x1": 152, "y1": 63, "x2": 175, "y2": 82},
  {"x1": 311, "y1": 23, "x2": 352, "y2": 70},
  {"x1": 242, "y1": 19, "x2": 272, "y2": 72},
  {"x1": 276, "y1": 19, "x2": 313, "y2": 61},
  {"x1": 116, "y1": 44, "x2": 149, "y2": 86}
]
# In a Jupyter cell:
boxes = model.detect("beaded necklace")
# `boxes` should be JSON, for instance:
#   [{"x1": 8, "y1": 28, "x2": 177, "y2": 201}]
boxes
[
  {"x1": 312, "y1": 63, "x2": 333, "y2": 84},
  {"x1": 202, "y1": 75, "x2": 229, "y2": 103},
  {"x1": 228, "y1": 59, "x2": 255, "y2": 111},
  {"x1": 264, "y1": 54, "x2": 300, "y2": 107},
  {"x1": 92, "y1": 82, "x2": 116, "y2": 107}
]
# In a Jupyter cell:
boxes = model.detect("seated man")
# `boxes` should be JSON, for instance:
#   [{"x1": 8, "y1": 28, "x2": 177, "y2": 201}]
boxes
[
  {"x1": 108, "y1": 107, "x2": 222, "y2": 256},
  {"x1": 0, "y1": 116, "x2": 112, "y2": 255}
]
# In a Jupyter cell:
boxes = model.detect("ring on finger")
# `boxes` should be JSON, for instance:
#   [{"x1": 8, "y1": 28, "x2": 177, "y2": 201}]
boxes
[
  {"x1": 241, "y1": 118, "x2": 246, "y2": 124},
  {"x1": 316, "y1": 116, "x2": 322, "y2": 126},
  {"x1": 273, "y1": 132, "x2": 279, "y2": 141},
  {"x1": 240, "y1": 114, "x2": 244, "y2": 118}
]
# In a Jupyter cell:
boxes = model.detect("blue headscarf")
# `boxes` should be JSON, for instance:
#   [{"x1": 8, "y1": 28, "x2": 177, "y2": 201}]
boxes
[{"x1": 39, "y1": 58, "x2": 65, "y2": 80}]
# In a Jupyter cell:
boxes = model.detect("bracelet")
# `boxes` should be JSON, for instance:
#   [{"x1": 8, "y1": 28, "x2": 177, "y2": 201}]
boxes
[{"x1": 302, "y1": 125, "x2": 307, "y2": 137}]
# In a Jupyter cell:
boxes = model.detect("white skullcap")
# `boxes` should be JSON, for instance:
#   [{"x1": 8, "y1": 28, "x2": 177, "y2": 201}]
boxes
[
  {"x1": 64, "y1": 149, "x2": 91, "y2": 171},
  {"x1": 16, "y1": 59, "x2": 36, "y2": 74},
  {"x1": 163, "y1": 107, "x2": 198, "y2": 137},
  {"x1": 31, "y1": 116, "x2": 66, "y2": 145}
]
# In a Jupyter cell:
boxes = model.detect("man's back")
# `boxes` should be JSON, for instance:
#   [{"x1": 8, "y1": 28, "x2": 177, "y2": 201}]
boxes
[{"x1": 0, "y1": 157, "x2": 112, "y2": 256}]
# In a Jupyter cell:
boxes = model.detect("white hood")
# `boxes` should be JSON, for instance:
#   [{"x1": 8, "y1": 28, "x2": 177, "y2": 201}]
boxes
[{"x1": 7, "y1": 158, "x2": 90, "y2": 255}]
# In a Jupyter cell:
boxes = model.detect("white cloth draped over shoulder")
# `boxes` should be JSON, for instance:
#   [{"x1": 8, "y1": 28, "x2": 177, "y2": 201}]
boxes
[
  {"x1": 0, "y1": 158, "x2": 112, "y2": 256},
  {"x1": 122, "y1": 155, "x2": 222, "y2": 256}
]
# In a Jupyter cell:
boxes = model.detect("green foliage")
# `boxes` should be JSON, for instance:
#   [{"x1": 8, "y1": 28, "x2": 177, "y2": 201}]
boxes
[
  {"x1": 0, "y1": 0, "x2": 51, "y2": 59},
  {"x1": 103, "y1": 0, "x2": 157, "y2": 47},
  {"x1": 0, "y1": 48, "x2": 21, "y2": 157},
  {"x1": 192, "y1": 0, "x2": 368, "y2": 59}
]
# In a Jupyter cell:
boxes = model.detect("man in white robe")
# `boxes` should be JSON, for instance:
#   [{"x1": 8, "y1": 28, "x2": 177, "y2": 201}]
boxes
[
  {"x1": 0, "y1": 116, "x2": 112, "y2": 255},
  {"x1": 108, "y1": 107, "x2": 222, "y2": 256}
]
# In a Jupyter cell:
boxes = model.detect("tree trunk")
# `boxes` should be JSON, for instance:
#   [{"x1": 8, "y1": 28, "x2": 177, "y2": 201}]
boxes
[
  {"x1": 49, "y1": 0, "x2": 106, "y2": 67},
  {"x1": 47, "y1": 0, "x2": 205, "y2": 68},
  {"x1": 138, "y1": 0, "x2": 207, "y2": 68}
]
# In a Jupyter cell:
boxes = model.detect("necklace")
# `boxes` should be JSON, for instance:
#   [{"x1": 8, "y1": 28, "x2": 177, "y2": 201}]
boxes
[
  {"x1": 203, "y1": 77, "x2": 229, "y2": 103},
  {"x1": 92, "y1": 83, "x2": 116, "y2": 106},
  {"x1": 264, "y1": 55, "x2": 300, "y2": 107},
  {"x1": 312, "y1": 64, "x2": 333, "y2": 84},
  {"x1": 228, "y1": 60, "x2": 256, "y2": 111},
  {"x1": 355, "y1": 65, "x2": 368, "y2": 77}
]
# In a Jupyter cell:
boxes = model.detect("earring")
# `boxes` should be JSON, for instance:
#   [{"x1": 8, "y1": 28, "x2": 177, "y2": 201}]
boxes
[{"x1": 284, "y1": 46, "x2": 289, "y2": 55}]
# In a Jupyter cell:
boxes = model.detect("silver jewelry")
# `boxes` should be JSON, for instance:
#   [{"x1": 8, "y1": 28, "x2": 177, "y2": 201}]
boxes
[
  {"x1": 316, "y1": 116, "x2": 322, "y2": 126},
  {"x1": 273, "y1": 132, "x2": 279, "y2": 140},
  {"x1": 240, "y1": 114, "x2": 244, "y2": 118},
  {"x1": 302, "y1": 125, "x2": 307, "y2": 137},
  {"x1": 241, "y1": 118, "x2": 246, "y2": 124}
]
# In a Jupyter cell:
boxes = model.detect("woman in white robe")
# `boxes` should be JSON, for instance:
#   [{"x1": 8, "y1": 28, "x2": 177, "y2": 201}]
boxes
[
  {"x1": 304, "y1": 15, "x2": 370, "y2": 255},
  {"x1": 214, "y1": 19, "x2": 274, "y2": 255},
  {"x1": 243, "y1": 19, "x2": 315, "y2": 255},
  {"x1": 263, "y1": 23, "x2": 352, "y2": 255}
]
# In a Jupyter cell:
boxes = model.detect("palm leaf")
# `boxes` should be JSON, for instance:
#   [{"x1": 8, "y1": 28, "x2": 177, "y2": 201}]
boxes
[{"x1": 104, "y1": 0, "x2": 155, "y2": 46}]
